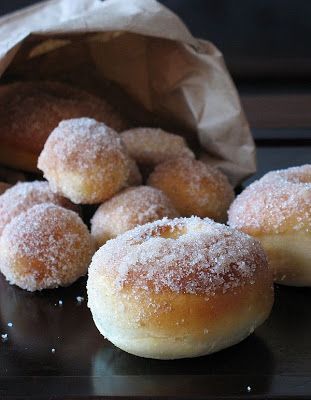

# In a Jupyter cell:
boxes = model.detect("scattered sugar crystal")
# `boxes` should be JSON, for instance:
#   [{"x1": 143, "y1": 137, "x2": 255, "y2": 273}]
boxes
[
  {"x1": 247, "y1": 386, "x2": 252, "y2": 392},
  {"x1": 51, "y1": 348, "x2": 56, "y2": 353},
  {"x1": 7, "y1": 322, "x2": 13, "y2": 327},
  {"x1": 76, "y1": 296, "x2": 84, "y2": 304},
  {"x1": 58, "y1": 300, "x2": 63, "y2": 306},
  {"x1": 1, "y1": 333, "x2": 8, "y2": 342}
]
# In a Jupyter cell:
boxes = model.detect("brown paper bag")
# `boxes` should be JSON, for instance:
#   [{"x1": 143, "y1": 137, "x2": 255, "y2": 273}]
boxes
[{"x1": 0, "y1": 0, "x2": 256, "y2": 186}]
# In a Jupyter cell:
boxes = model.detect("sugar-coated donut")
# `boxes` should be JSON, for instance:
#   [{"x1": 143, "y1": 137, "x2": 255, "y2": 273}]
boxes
[
  {"x1": 0, "y1": 182, "x2": 10, "y2": 195},
  {"x1": 0, "y1": 180, "x2": 77, "y2": 237},
  {"x1": 38, "y1": 118, "x2": 131, "y2": 204},
  {"x1": 91, "y1": 186, "x2": 179, "y2": 246},
  {"x1": 87, "y1": 216, "x2": 274, "y2": 359},
  {"x1": 0, "y1": 81, "x2": 128, "y2": 172},
  {"x1": 120, "y1": 128, "x2": 195, "y2": 168},
  {"x1": 0, "y1": 203, "x2": 95, "y2": 291},
  {"x1": 228, "y1": 165, "x2": 311, "y2": 286},
  {"x1": 148, "y1": 158, "x2": 234, "y2": 221}
]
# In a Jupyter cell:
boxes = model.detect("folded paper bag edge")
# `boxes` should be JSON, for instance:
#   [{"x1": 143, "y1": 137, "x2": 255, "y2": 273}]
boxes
[
  {"x1": 0, "y1": 0, "x2": 197, "y2": 55},
  {"x1": 42, "y1": 0, "x2": 198, "y2": 47}
]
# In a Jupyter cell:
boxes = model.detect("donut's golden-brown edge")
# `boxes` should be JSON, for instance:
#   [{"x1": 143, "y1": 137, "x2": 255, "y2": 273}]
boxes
[
  {"x1": 38, "y1": 118, "x2": 131, "y2": 204},
  {"x1": 88, "y1": 273, "x2": 273, "y2": 359},
  {"x1": 0, "y1": 181, "x2": 78, "y2": 236},
  {"x1": 87, "y1": 217, "x2": 274, "y2": 359},
  {"x1": 0, "y1": 203, "x2": 95, "y2": 291},
  {"x1": 228, "y1": 165, "x2": 311, "y2": 286},
  {"x1": 91, "y1": 186, "x2": 179, "y2": 246},
  {"x1": 148, "y1": 158, "x2": 234, "y2": 221},
  {"x1": 0, "y1": 81, "x2": 128, "y2": 172},
  {"x1": 120, "y1": 128, "x2": 195, "y2": 167}
]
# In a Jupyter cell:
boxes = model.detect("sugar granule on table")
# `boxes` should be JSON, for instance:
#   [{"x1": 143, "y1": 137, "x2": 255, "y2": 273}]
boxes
[{"x1": 1, "y1": 333, "x2": 8, "y2": 342}]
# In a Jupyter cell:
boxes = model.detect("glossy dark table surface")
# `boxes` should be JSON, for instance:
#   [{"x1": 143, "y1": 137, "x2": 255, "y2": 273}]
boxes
[{"x1": 0, "y1": 129, "x2": 310, "y2": 399}]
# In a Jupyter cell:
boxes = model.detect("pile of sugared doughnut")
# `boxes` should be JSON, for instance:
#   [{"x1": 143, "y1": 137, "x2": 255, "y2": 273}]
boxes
[{"x1": 0, "y1": 80, "x2": 309, "y2": 360}]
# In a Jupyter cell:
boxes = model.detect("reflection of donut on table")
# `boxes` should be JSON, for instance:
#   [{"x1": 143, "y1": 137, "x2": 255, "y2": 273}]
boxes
[
  {"x1": 0, "y1": 274, "x2": 100, "y2": 375},
  {"x1": 0, "y1": 274, "x2": 67, "y2": 356},
  {"x1": 228, "y1": 165, "x2": 311, "y2": 286},
  {"x1": 88, "y1": 216, "x2": 274, "y2": 359},
  {"x1": 0, "y1": 81, "x2": 128, "y2": 172},
  {"x1": 92, "y1": 333, "x2": 274, "y2": 385}
]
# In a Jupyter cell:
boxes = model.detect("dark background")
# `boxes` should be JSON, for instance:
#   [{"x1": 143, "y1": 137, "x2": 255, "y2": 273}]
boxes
[
  {"x1": 1, "y1": 0, "x2": 311, "y2": 129},
  {"x1": 1, "y1": 0, "x2": 311, "y2": 83}
]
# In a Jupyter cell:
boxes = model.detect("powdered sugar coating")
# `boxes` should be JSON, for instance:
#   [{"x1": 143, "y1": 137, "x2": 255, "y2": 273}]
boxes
[
  {"x1": 228, "y1": 165, "x2": 311, "y2": 234},
  {"x1": 121, "y1": 128, "x2": 195, "y2": 166},
  {"x1": 0, "y1": 181, "x2": 76, "y2": 236},
  {"x1": 39, "y1": 118, "x2": 127, "y2": 170},
  {"x1": 0, "y1": 203, "x2": 95, "y2": 291},
  {"x1": 148, "y1": 158, "x2": 234, "y2": 221},
  {"x1": 38, "y1": 118, "x2": 131, "y2": 204},
  {"x1": 91, "y1": 186, "x2": 179, "y2": 245},
  {"x1": 89, "y1": 216, "x2": 267, "y2": 296}
]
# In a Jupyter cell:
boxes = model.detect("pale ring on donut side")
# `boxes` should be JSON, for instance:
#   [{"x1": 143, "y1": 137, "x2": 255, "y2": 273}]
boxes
[{"x1": 228, "y1": 165, "x2": 311, "y2": 286}]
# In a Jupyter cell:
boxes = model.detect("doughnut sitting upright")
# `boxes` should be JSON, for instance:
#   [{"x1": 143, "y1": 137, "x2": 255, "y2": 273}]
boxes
[
  {"x1": 228, "y1": 165, "x2": 311, "y2": 286},
  {"x1": 87, "y1": 216, "x2": 274, "y2": 359}
]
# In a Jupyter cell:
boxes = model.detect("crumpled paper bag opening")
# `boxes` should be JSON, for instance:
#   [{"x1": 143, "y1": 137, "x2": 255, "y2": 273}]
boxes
[{"x1": 0, "y1": 0, "x2": 256, "y2": 186}]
